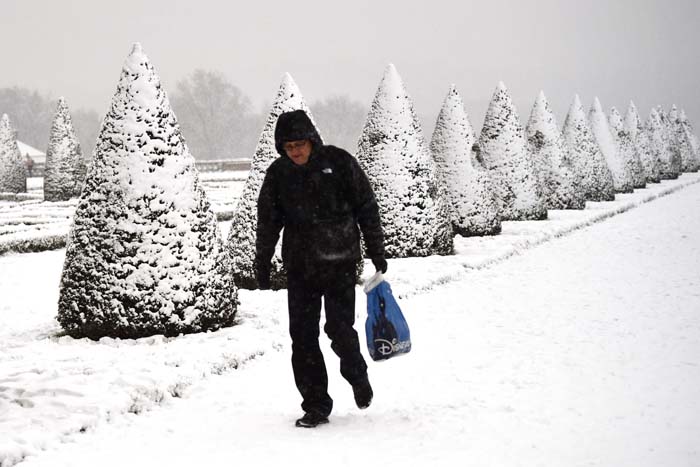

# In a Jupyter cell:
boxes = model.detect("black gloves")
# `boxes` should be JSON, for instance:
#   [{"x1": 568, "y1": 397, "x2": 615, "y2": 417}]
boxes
[{"x1": 371, "y1": 256, "x2": 388, "y2": 274}]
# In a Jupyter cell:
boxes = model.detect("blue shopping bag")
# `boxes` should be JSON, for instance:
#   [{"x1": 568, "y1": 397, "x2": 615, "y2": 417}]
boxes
[{"x1": 363, "y1": 272, "x2": 411, "y2": 361}]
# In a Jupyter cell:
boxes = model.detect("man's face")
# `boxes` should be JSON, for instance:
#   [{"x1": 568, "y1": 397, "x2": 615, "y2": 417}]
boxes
[{"x1": 283, "y1": 139, "x2": 312, "y2": 165}]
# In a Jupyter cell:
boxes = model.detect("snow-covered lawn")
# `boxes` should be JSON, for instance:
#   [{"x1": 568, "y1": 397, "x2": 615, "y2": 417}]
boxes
[
  {"x1": 1, "y1": 173, "x2": 699, "y2": 467},
  {"x1": 0, "y1": 178, "x2": 245, "y2": 254},
  {"x1": 0, "y1": 199, "x2": 76, "y2": 255}
]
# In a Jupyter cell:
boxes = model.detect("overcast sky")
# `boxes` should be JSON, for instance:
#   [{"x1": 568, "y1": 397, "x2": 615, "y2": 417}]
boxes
[{"x1": 1, "y1": 0, "x2": 699, "y2": 134}]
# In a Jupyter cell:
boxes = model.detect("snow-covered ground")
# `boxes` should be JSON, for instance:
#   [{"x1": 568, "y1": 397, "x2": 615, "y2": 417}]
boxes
[{"x1": 1, "y1": 174, "x2": 699, "y2": 467}]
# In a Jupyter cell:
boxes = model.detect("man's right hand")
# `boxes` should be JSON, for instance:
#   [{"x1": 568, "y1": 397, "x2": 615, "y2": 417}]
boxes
[{"x1": 371, "y1": 256, "x2": 388, "y2": 274}]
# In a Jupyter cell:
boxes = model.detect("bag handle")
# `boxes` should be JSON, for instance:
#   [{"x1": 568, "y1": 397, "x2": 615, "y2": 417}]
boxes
[{"x1": 363, "y1": 271, "x2": 384, "y2": 294}]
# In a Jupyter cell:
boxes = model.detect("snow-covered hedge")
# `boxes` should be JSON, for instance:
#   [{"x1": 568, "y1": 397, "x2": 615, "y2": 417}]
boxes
[
  {"x1": 561, "y1": 95, "x2": 615, "y2": 201},
  {"x1": 430, "y1": 85, "x2": 501, "y2": 236},
  {"x1": 225, "y1": 73, "x2": 316, "y2": 290},
  {"x1": 0, "y1": 114, "x2": 27, "y2": 194},
  {"x1": 57, "y1": 44, "x2": 237, "y2": 339},
  {"x1": 0, "y1": 233, "x2": 66, "y2": 256},
  {"x1": 44, "y1": 98, "x2": 84, "y2": 201},
  {"x1": 478, "y1": 82, "x2": 546, "y2": 221},
  {"x1": 0, "y1": 192, "x2": 41, "y2": 202},
  {"x1": 525, "y1": 91, "x2": 585, "y2": 210},
  {"x1": 357, "y1": 64, "x2": 453, "y2": 257}
]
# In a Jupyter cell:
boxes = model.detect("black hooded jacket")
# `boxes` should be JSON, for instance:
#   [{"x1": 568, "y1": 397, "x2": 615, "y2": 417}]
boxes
[{"x1": 256, "y1": 110, "x2": 385, "y2": 274}]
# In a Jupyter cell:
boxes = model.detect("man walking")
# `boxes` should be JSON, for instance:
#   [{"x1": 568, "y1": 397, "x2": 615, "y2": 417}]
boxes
[{"x1": 256, "y1": 109, "x2": 387, "y2": 428}]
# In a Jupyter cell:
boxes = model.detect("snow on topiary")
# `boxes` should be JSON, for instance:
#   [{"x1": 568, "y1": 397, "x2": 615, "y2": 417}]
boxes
[
  {"x1": 429, "y1": 85, "x2": 500, "y2": 236},
  {"x1": 678, "y1": 109, "x2": 700, "y2": 172},
  {"x1": 624, "y1": 102, "x2": 661, "y2": 183},
  {"x1": 668, "y1": 106, "x2": 700, "y2": 173},
  {"x1": 44, "y1": 97, "x2": 84, "y2": 201},
  {"x1": 477, "y1": 82, "x2": 546, "y2": 220},
  {"x1": 357, "y1": 64, "x2": 453, "y2": 257},
  {"x1": 608, "y1": 107, "x2": 624, "y2": 141},
  {"x1": 561, "y1": 95, "x2": 615, "y2": 201},
  {"x1": 524, "y1": 91, "x2": 585, "y2": 210},
  {"x1": 0, "y1": 114, "x2": 27, "y2": 194},
  {"x1": 608, "y1": 106, "x2": 645, "y2": 189},
  {"x1": 57, "y1": 43, "x2": 237, "y2": 339},
  {"x1": 589, "y1": 98, "x2": 633, "y2": 193},
  {"x1": 225, "y1": 73, "x2": 318, "y2": 290},
  {"x1": 647, "y1": 108, "x2": 681, "y2": 180}
]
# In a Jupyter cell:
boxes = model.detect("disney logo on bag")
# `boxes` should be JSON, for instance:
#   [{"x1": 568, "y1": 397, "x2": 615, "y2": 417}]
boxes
[
  {"x1": 374, "y1": 338, "x2": 411, "y2": 356},
  {"x1": 375, "y1": 338, "x2": 394, "y2": 356}
]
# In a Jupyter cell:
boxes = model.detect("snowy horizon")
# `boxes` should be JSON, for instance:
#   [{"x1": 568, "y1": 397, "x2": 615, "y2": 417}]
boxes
[{"x1": 1, "y1": 0, "x2": 699, "y2": 135}]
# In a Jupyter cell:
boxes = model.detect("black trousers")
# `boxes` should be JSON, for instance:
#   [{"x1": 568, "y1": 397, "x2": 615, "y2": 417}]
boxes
[{"x1": 286, "y1": 261, "x2": 368, "y2": 417}]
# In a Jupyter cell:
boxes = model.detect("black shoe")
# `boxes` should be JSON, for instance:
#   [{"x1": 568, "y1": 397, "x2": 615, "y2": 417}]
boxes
[
  {"x1": 352, "y1": 378, "x2": 373, "y2": 409},
  {"x1": 295, "y1": 412, "x2": 329, "y2": 428}
]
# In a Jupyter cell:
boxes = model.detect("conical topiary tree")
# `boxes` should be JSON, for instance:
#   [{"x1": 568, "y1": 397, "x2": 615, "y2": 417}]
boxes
[
  {"x1": 57, "y1": 43, "x2": 237, "y2": 339},
  {"x1": 430, "y1": 85, "x2": 500, "y2": 236},
  {"x1": 477, "y1": 82, "x2": 546, "y2": 220},
  {"x1": 357, "y1": 64, "x2": 453, "y2": 257},
  {"x1": 561, "y1": 95, "x2": 615, "y2": 201},
  {"x1": 658, "y1": 106, "x2": 682, "y2": 178},
  {"x1": 625, "y1": 101, "x2": 661, "y2": 183},
  {"x1": 647, "y1": 108, "x2": 680, "y2": 180},
  {"x1": 525, "y1": 91, "x2": 585, "y2": 210},
  {"x1": 0, "y1": 114, "x2": 27, "y2": 193},
  {"x1": 589, "y1": 98, "x2": 633, "y2": 193},
  {"x1": 225, "y1": 74, "x2": 318, "y2": 290},
  {"x1": 44, "y1": 97, "x2": 84, "y2": 201},
  {"x1": 664, "y1": 105, "x2": 687, "y2": 174},
  {"x1": 609, "y1": 106, "x2": 645, "y2": 189},
  {"x1": 668, "y1": 106, "x2": 700, "y2": 173},
  {"x1": 678, "y1": 109, "x2": 700, "y2": 172}
]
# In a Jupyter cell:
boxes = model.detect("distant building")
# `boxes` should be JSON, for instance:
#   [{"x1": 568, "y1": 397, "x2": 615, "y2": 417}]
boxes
[
  {"x1": 16, "y1": 141, "x2": 46, "y2": 177},
  {"x1": 17, "y1": 141, "x2": 45, "y2": 164}
]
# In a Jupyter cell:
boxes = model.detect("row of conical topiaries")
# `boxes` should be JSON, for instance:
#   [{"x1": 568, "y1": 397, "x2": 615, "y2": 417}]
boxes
[
  {"x1": 0, "y1": 99, "x2": 88, "y2": 201},
  {"x1": 55, "y1": 44, "x2": 700, "y2": 339},
  {"x1": 432, "y1": 83, "x2": 700, "y2": 239}
]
